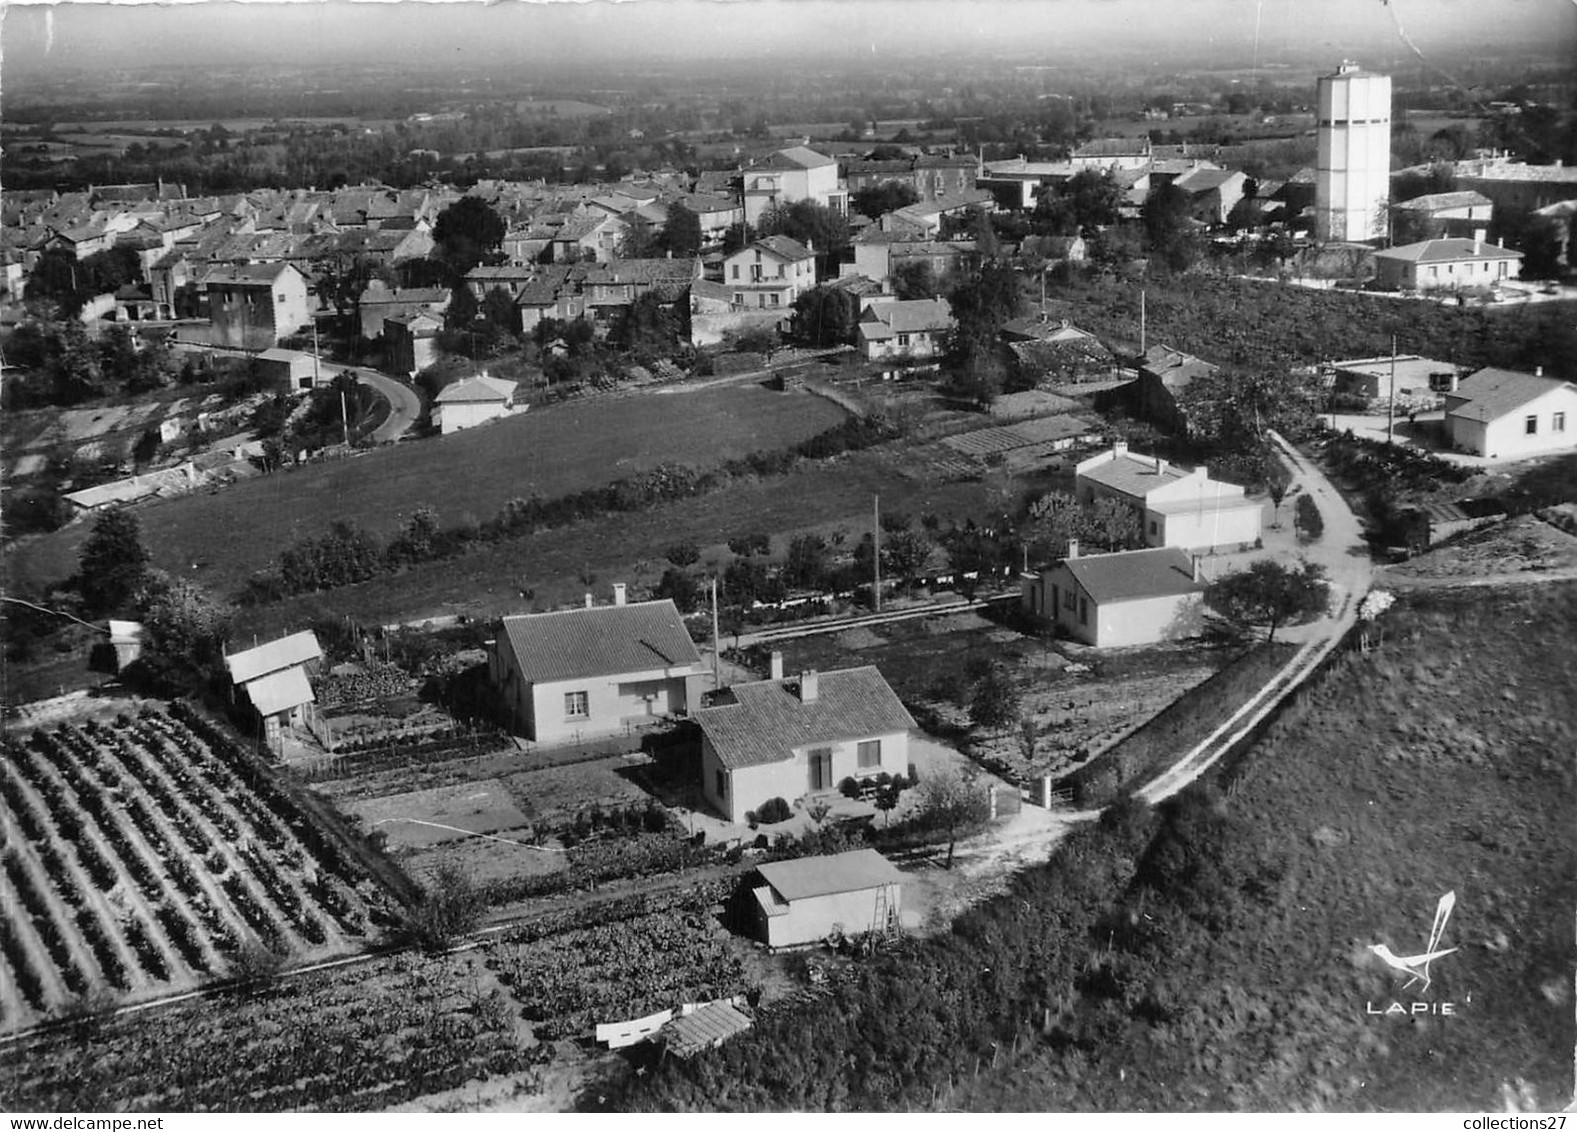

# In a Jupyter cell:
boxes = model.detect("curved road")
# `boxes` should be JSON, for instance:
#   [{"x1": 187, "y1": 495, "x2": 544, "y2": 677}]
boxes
[{"x1": 346, "y1": 366, "x2": 421, "y2": 444}]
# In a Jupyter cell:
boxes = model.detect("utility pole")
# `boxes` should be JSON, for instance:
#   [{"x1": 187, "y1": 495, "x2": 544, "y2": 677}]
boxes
[
  {"x1": 311, "y1": 318, "x2": 322, "y2": 390},
  {"x1": 340, "y1": 373, "x2": 351, "y2": 448},
  {"x1": 710, "y1": 576, "x2": 721, "y2": 689},
  {"x1": 872, "y1": 494, "x2": 882, "y2": 612},
  {"x1": 1387, "y1": 334, "x2": 1397, "y2": 446},
  {"x1": 1139, "y1": 288, "x2": 1147, "y2": 357}
]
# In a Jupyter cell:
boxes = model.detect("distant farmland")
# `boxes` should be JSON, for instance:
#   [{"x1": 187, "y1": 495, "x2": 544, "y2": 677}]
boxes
[{"x1": 5, "y1": 383, "x2": 847, "y2": 601}]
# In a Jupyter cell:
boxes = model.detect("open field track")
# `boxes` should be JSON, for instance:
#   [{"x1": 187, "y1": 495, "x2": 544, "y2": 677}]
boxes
[{"x1": 0, "y1": 705, "x2": 400, "y2": 1032}]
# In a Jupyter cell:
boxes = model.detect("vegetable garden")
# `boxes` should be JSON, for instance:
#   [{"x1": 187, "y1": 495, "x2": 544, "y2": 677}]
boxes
[
  {"x1": 0, "y1": 702, "x2": 399, "y2": 1033},
  {"x1": 1, "y1": 950, "x2": 543, "y2": 1112},
  {"x1": 486, "y1": 895, "x2": 748, "y2": 1042}
]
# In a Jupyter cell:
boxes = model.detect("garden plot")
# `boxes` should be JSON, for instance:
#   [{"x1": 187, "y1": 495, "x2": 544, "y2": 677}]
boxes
[
  {"x1": 1, "y1": 950, "x2": 543, "y2": 1112},
  {"x1": 0, "y1": 703, "x2": 399, "y2": 1033},
  {"x1": 349, "y1": 780, "x2": 532, "y2": 850}
]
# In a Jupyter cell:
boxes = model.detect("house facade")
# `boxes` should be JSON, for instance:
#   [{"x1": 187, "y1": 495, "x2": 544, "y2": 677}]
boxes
[
  {"x1": 696, "y1": 666, "x2": 914, "y2": 824},
  {"x1": 203, "y1": 261, "x2": 311, "y2": 349},
  {"x1": 750, "y1": 849, "x2": 904, "y2": 949},
  {"x1": 721, "y1": 236, "x2": 816, "y2": 310},
  {"x1": 433, "y1": 373, "x2": 517, "y2": 434},
  {"x1": 742, "y1": 147, "x2": 846, "y2": 227},
  {"x1": 1022, "y1": 545, "x2": 1205, "y2": 648},
  {"x1": 1444, "y1": 367, "x2": 1577, "y2": 459},
  {"x1": 857, "y1": 297, "x2": 954, "y2": 362},
  {"x1": 487, "y1": 594, "x2": 706, "y2": 744},
  {"x1": 384, "y1": 311, "x2": 443, "y2": 378},
  {"x1": 1076, "y1": 442, "x2": 1263, "y2": 551},
  {"x1": 1372, "y1": 237, "x2": 1523, "y2": 292}
]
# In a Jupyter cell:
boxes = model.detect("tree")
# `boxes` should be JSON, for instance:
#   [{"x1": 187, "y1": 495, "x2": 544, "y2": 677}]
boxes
[
  {"x1": 783, "y1": 534, "x2": 831, "y2": 590},
  {"x1": 791, "y1": 285, "x2": 860, "y2": 347},
  {"x1": 78, "y1": 509, "x2": 150, "y2": 615},
  {"x1": 1142, "y1": 181, "x2": 1198, "y2": 270},
  {"x1": 1294, "y1": 493, "x2": 1324, "y2": 540},
  {"x1": 1063, "y1": 169, "x2": 1122, "y2": 234},
  {"x1": 1203, "y1": 559, "x2": 1329, "y2": 643},
  {"x1": 1266, "y1": 465, "x2": 1291, "y2": 528},
  {"x1": 891, "y1": 260, "x2": 940, "y2": 300},
  {"x1": 968, "y1": 663, "x2": 1021, "y2": 732},
  {"x1": 914, "y1": 765, "x2": 993, "y2": 868},
  {"x1": 130, "y1": 571, "x2": 234, "y2": 693},
  {"x1": 851, "y1": 181, "x2": 919, "y2": 221},
  {"x1": 664, "y1": 541, "x2": 700, "y2": 568},
  {"x1": 653, "y1": 567, "x2": 701, "y2": 613},
  {"x1": 659, "y1": 202, "x2": 703, "y2": 258},
  {"x1": 432, "y1": 197, "x2": 506, "y2": 274},
  {"x1": 757, "y1": 199, "x2": 851, "y2": 255},
  {"x1": 402, "y1": 862, "x2": 483, "y2": 952}
]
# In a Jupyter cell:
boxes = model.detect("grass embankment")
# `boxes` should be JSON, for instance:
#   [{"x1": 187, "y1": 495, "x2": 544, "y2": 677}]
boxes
[
  {"x1": 957, "y1": 581, "x2": 1577, "y2": 1111},
  {"x1": 3, "y1": 384, "x2": 847, "y2": 599}
]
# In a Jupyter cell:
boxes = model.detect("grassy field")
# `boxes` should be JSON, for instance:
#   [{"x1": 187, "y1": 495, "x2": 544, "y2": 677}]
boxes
[
  {"x1": 4, "y1": 383, "x2": 847, "y2": 601},
  {"x1": 953, "y1": 581, "x2": 1577, "y2": 1111},
  {"x1": 225, "y1": 441, "x2": 1004, "y2": 636}
]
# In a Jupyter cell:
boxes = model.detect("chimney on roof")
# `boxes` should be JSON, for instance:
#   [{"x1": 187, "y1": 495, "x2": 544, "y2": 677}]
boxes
[
  {"x1": 1473, "y1": 227, "x2": 1486, "y2": 251},
  {"x1": 1066, "y1": 539, "x2": 1079, "y2": 561},
  {"x1": 584, "y1": 593, "x2": 594, "y2": 608},
  {"x1": 799, "y1": 670, "x2": 819, "y2": 702},
  {"x1": 1155, "y1": 456, "x2": 1167, "y2": 475},
  {"x1": 612, "y1": 582, "x2": 627, "y2": 606},
  {"x1": 1535, "y1": 365, "x2": 1544, "y2": 377},
  {"x1": 1112, "y1": 441, "x2": 1129, "y2": 457},
  {"x1": 1192, "y1": 555, "x2": 1204, "y2": 584},
  {"x1": 769, "y1": 651, "x2": 784, "y2": 681}
]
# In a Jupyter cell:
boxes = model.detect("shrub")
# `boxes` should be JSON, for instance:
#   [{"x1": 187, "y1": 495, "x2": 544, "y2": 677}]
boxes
[
  {"x1": 1294, "y1": 494, "x2": 1324, "y2": 539},
  {"x1": 756, "y1": 797, "x2": 793, "y2": 824},
  {"x1": 402, "y1": 862, "x2": 483, "y2": 952},
  {"x1": 839, "y1": 776, "x2": 862, "y2": 799}
]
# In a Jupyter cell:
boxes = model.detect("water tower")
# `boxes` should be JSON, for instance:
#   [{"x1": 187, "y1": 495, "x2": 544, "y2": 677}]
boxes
[{"x1": 1315, "y1": 61, "x2": 1392, "y2": 243}]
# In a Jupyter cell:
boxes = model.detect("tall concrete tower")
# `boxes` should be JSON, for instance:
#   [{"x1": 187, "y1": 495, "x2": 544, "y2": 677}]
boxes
[{"x1": 1315, "y1": 61, "x2": 1392, "y2": 243}]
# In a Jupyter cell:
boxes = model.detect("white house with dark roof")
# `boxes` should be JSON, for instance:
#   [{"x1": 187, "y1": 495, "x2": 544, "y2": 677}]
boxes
[
  {"x1": 487, "y1": 592, "x2": 706, "y2": 743},
  {"x1": 223, "y1": 630, "x2": 324, "y2": 752},
  {"x1": 721, "y1": 236, "x2": 817, "y2": 310},
  {"x1": 750, "y1": 848, "x2": 904, "y2": 948},
  {"x1": 433, "y1": 373, "x2": 518, "y2": 435},
  {"x1": 1372, "y1": 236, "x2": 1522, "y2": 292},
  {"x1": 1022, "y1": 544, "x2": 1205, "y2": 648},
  {"x1": 696, "y1": 665, "x2": 915, "y2": 824},
  {"x1": 742, "y1": 146, "x2": 846, "y2": 227},
  {"x1": 1076, "y1": 442, "x2": 1262, "y2": 552},
  {"x1": 1444, "y1": 367, "x2": 1577, "y2": 459},
  {"x1": 857, "y1": 297, "x2": 955, "y2": 362}
]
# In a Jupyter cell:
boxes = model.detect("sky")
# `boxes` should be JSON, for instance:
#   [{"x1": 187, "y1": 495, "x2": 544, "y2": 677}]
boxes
[{"x1": 2, "y1": 0, "x2": 1573, "y2": 76}]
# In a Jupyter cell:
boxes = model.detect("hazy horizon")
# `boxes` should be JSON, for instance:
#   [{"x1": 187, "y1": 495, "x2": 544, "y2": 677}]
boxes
[{"x1": 4, "y1": 0, "x2": 1573, "y2": 80}]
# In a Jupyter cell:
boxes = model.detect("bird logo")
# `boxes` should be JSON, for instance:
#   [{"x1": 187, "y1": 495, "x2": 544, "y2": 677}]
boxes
[{"x1": 1370, "y1": 891, "x2": 1457, "y2": 994}]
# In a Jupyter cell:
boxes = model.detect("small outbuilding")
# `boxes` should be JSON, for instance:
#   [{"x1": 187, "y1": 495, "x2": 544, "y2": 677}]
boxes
[
  {"x1": 223, "y1": 630, "x2": 324, "y2": 753},
  {"x1": 432, "y1": 373, "x2": 518, "y2": 435},
  {"x1": 750, "y1": 849, "x2": 904, "y2": 949}
]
